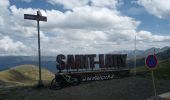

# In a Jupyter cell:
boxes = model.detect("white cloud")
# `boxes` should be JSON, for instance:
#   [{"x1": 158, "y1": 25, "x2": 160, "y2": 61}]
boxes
[
  {"x1": 43, "y1": 6, "x2": 139, "y2": 30},
  {"x1": 90, "y1": 0, "x2": 118, "y2": 9},
  {"x1": 137, "y1": 0, "x2": 170, "y2": 19},
  {"x1": 0, "y1": 36, "x2": 29, "y2": 55},
  {"x1": 0, "y1": 0, "x2": 169, "y2": 55},
  {"x1": 138, "y1": 31, "x2": 170, "y2": 42},
  {"x1": 47, "y1": 0, "x2": 121, "y2": 10},
  {"x1": 0, "y1": 0, "x2": 9, "y2": 8},
  {"x1": 47, "y1": 0, "x2": 89, "y2": 9}
]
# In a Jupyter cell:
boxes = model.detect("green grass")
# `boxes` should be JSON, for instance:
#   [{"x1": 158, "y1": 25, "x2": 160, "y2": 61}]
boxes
[
  {"x1": 0, "y1": 64, "x2": 54, "y2": 86},
  {"x1": 0, "y1": 59, "x2": 170, "y2": 86},
  {"x1": 131, "y1": 59, "x2": 170, "y2": 79},
  {"x1": 154, "y1": 59, "x2": 170, "y2": 79},
  {"x1": 0, "y1": 63, "x2": 170, "y2": 100}
]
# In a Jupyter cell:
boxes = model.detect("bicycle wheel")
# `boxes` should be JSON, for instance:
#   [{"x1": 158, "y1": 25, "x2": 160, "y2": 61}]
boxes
[{"x1": 50, "y1": 78, "x2": 62, "y2": 90}]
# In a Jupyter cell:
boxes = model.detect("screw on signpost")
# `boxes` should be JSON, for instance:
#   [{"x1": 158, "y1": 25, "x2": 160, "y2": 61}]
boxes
[
  {"x1": 145, "y1": 52, "x2": 158, "y2": 97},
  {"x1": 24, "y1": 10, "x2": 47, "y2": 87}
]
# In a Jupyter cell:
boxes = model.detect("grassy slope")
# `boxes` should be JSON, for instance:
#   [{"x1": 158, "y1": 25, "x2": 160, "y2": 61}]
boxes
[
  {"x1": 0, "y1": 64, "x2": 54, "y2": 85},
  {"x1": 0, "y1": 63, "x2": 170, "y2": 100},
  {"x1": 132, "y1": 58, "x2": 170, "y2": 79}
]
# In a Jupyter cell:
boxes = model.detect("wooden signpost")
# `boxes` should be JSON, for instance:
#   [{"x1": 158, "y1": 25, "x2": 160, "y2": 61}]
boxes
[{"x1": 24, "y1": 10, "x2": 47, "y2": 87}]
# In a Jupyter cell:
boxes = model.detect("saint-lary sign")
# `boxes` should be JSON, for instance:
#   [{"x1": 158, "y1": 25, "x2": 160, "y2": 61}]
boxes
[
  {"x1": 56, "y1": 54, "x2": 129, "y2": 81},
  {"x1": 57, "y1": 54, "x2": 127, "y2": 70}
]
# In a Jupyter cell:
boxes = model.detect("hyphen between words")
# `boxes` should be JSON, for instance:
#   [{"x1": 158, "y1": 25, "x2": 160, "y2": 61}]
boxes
[{"x1": 56, "y1": 54, "x2": 127, "y2": 70}]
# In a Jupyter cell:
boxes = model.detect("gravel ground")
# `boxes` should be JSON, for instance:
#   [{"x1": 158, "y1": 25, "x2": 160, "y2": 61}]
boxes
[{"x1": 0, "y1": 75, "x2": 170, "y2": 100}]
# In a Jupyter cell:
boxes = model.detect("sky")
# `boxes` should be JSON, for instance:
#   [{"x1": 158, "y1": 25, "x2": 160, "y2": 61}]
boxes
[{"x1": 0, "y1": 0, "x2": 170, "y2": 55}]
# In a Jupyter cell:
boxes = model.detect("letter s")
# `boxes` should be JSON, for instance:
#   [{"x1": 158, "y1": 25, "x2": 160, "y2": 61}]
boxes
[{"x1": 56, "y1": 54, "x2": 65, "y2": 70}]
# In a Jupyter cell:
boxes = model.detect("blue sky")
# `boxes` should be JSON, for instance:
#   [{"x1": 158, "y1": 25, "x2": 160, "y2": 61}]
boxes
[
  {"x1": 10, "y1": 0, "x2": 65, "y2": 11},
  {"x1": 10, "y1": 0, "x2": 170, "y2": 35},
  {"x1": 119, "y1": 1, "x2": 170, "y2": 35},
  {"x1": 0, "y1": 0, "x2": 170, "y2": 55}
]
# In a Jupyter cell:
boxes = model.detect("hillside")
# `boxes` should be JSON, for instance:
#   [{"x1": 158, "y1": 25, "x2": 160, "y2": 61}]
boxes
[
  {"x1": 0, "y1": 47, "x2": 169, "y2": 72},
  {"x1": 0, "y1": 64, "x2": 54, "y2": 86},
  {"x1": 0, "y1": 56, "x2": 56, "y2": 72},
  {"x1": 132, "y1": 58, "x2": 170, "y2": 79},
  {"x1": 0, "y1": 63, "x2": 170, "y2": 100},
  {"x1": 127, "y1": 48, "x2": 170, "y2": 67}
]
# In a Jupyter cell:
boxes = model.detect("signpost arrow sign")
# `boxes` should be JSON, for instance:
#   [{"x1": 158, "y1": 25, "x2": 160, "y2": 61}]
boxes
[
  {"x1": 24, "y1": 14, "x2": 47, "y2": 21},
  {"x1": 24, "y1": 10, "x2": 47, "y2": 87},
  {"x1": 24, "y1": 14, "x2": 38, "y2": 20}
]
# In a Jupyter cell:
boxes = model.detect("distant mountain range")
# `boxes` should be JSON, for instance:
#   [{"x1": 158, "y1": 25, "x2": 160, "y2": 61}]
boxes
[
  {"x1": 0, "y1": 46, "x2": 169, "y2": 72},
  {"x1": 112, "y1": 46, "x2": 170, "y2": 59},
  {"x1": 127, "y1": 46, "x2": 170, "y2": 67},
  {"x1": 0, "y1": 56, "x2": 56, "y2": 72}
]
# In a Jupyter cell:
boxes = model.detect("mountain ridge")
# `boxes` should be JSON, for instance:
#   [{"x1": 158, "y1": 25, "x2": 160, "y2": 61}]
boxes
[
  {"x1": 0, "y1": 64, "x2": 54, "y2": 86},
  {"x1": 0, "y1": 46, "x2": 169, "y2": 71}
]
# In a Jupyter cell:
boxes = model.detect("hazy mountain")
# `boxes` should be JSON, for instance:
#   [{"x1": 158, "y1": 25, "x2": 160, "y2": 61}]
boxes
[
  {"x1": 0, "y1": 56, "x2": 56, "y2": 72},
  {"x1": 0, "y1": 46, "x2": 169, "y2": 72},
  {"x1": 127, "y1": 47, "x2": 170, "y2": 68},
  {"x1": 112, "y1": 46, "x2": 170, "y2": 59}
]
